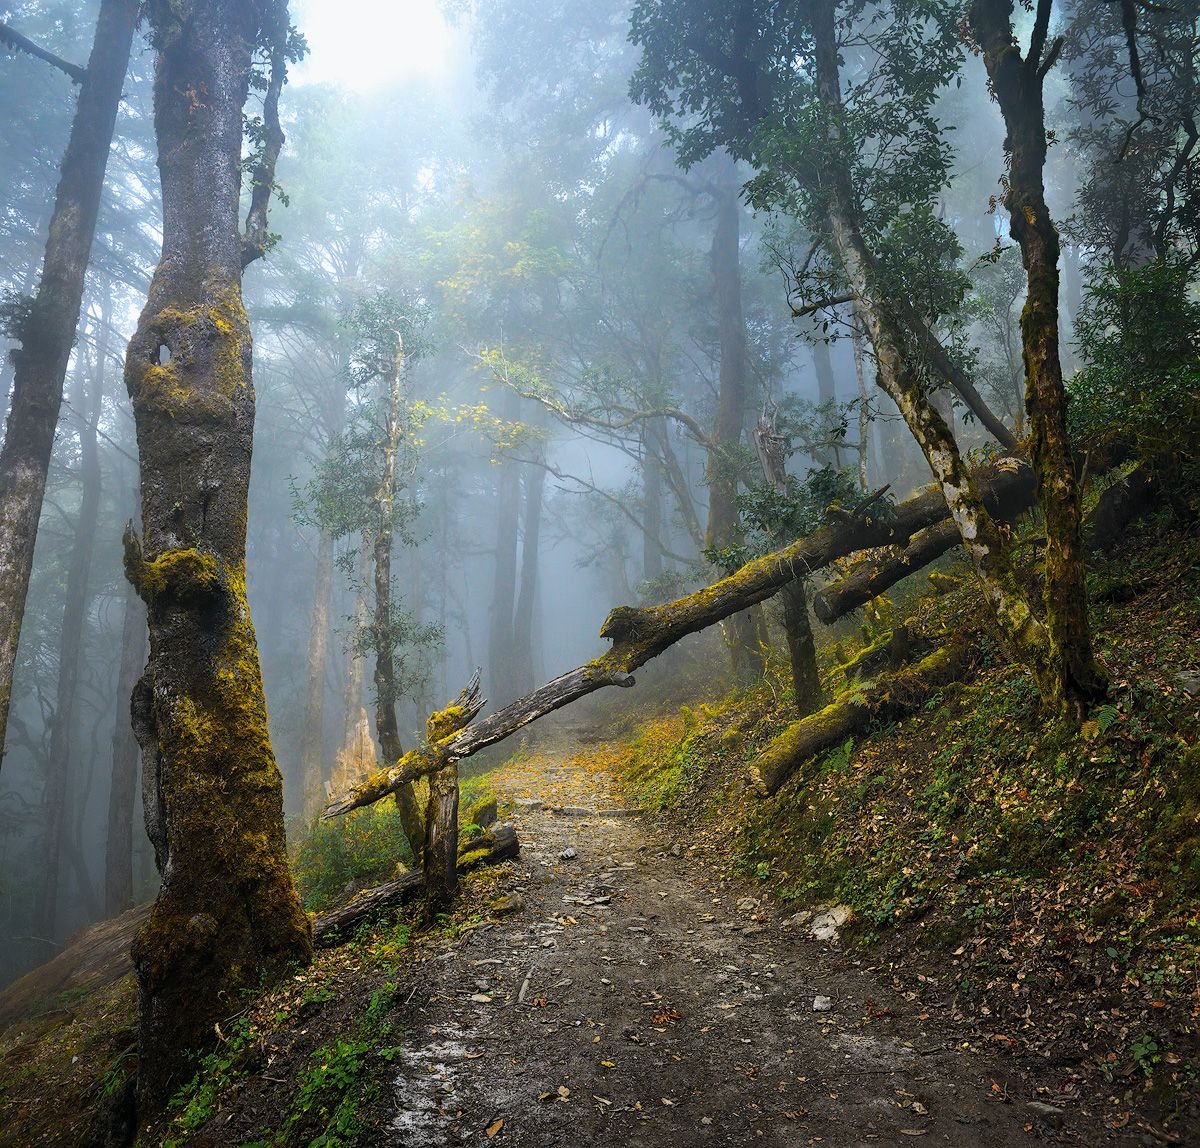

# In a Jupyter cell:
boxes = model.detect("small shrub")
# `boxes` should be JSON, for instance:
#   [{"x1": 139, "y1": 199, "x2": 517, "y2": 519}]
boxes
[{"x1": 292, "y1": 805, "x2": 414, "y2": 911}]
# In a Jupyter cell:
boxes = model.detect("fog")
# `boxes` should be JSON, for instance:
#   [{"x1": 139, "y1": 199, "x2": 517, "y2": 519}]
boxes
[{"x1": 0, "y1": 0, "x2": 1134, "y2": 985}]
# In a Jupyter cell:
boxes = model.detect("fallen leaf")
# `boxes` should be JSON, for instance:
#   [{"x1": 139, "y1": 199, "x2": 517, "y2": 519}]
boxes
[{"x1": 485, "y1": 1118, "x2": 504, "y2": 1138}]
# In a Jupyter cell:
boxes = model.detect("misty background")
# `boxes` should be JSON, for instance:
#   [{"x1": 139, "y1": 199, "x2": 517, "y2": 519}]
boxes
[{"x1": 0, "y1": 0, "x2": 1096, "y2": 983}]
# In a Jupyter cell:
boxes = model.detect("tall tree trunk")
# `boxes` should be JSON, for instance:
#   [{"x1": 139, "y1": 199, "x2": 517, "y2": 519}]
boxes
[
  {"x1": 511, "y1": 460, "x2": 545, "y2": 698},
  {"x1": 105, "y1": 577, "x2": 146, "y2": 917},
  {"x1": 850, "y1": 318, "x2": 871, "y2": 490},
  {"x1": 488, "y1": 391, "x2": 522, "y2": 702},
  {"x1": 809, "y1": 0, "x2": 1055, "y2": 699},
  {"x1": 342, "y1": 544, "x2": 369, "y2": 749},
  {"x1": 809, "y1": 332, "x2": 842, "y2": 469},
  {"x1": 122, "y1": 1, "x2": 311, "y2": 1109},
  {"x1": 968, "y1": 0, "x2": 1107, "y2": 715},
  {"x1": 641, "y1": 422, "x2": 665, "y2": 582},
  {"x1": 34, "y1": 309, "x2": 107, "y2": 941},
  {"x1": 300, "y1": 529, "x2": 333, "y2": 820},
  {"x1": 0, "y1": 0, "x2": 137, "y2": 772},
  {"x1": 372, "y1": 337, "x2": 423, "y2": 859},
  {"x1": 707, "y1": 153, "x2": 764, "y2": 678}
]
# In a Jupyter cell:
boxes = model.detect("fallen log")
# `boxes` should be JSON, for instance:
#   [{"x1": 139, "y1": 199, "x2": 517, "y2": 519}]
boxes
[
  {"x1": 750, "y1": 643, "x2": 971, "y2": 797},
  {"x1": 311, "y1": 824, "x2": 519, "y2": 946},
  {"x1": 1084, "y1": 463, "x2": 1157, "y2": 553},
  {"x1": 323, "y1": 457, "x2": 1030, "y2": 819},
  {"x1": 813, "y1": 441, "x2": 1141, "y2": 624},
  {"x1": 813, "y1": 457, "x2": 1036, "y2": 623}
]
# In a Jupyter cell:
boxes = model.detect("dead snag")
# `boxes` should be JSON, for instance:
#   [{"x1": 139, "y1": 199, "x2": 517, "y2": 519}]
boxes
[{"x1": 750, "y1": 644, "x2": 971, "y2": 797}]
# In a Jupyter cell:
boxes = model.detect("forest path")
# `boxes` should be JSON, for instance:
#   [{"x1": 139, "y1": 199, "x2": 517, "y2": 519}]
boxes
[{"x1": 383, "y1": 734, "x2": 1072, "y2": 1147}]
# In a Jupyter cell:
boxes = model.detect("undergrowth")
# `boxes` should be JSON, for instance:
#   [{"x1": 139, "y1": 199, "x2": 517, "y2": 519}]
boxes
[{"x1": 612, "y1": 509, "x2": 1200, "y2": 1108}]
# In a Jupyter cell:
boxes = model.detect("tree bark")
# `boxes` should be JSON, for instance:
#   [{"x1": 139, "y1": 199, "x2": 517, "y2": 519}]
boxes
[
  {"x1": 511, "y1": 459, "x2": 545, "y2": 699},
  {"x1": 105, "y1": 578, "x2": 146, "y2": 917},
  {"x1": 751, "y1": 415, "x2": 823, "y2": 714},
  {"x1": 35, "y1": 314, "x2": 106, "y2": 941},
  {"x1": 488, "y1": 393, "x2": 522, "y2": 702},
  {"x1": 809, "y1": 0, "x2": 1057, "y2": 701},
  {"x1": 968, "y1": 0, "x2": 1107, "y2": 715},
  {"x1": 421, "y1": 763, "x2": 460, "y2": 909},
  {"x1": 122, "y1": 0, "x2": 311, "y2": 1110},
  {"x1": 299, "y1": 530, "x2": 333, "y2": 820},
  {"x1": 0, "y1": 0, "x2": 137, "y2": 772},
  {"x1": 341, "y1": 544, "x2": 369, "y2": 750},
  {"x1": 813, "y1": 458, "x2": 1037, "y2": 622}
]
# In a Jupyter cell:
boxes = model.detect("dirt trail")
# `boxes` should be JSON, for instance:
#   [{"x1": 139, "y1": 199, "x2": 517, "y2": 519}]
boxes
[{"x1": 382, "y1": 739, "x2": 1091, "y2": 1147}]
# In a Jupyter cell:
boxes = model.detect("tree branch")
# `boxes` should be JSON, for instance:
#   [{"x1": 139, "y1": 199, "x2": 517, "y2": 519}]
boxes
[
  {"x1": 321, "y1": 460, "x2": 1031, "y2": 819},
  {"x1": 0, "y1": 21, "x2": 87, "y2": 84}
]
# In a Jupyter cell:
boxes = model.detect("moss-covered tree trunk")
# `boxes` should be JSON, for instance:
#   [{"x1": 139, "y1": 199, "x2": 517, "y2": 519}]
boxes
[
  {"x1": 968, "y1": 0, "x2": 1107, "y2": 716},
  {"x1": 0, "y1": 0, "x2": 137, "y2": 772},
  {"x1": 372, "y1": 336, "x2": 424, "y2": 859},
  {"x1": 122, "y1": 0, "x2": 311, "y2": 1110},
  {"x1": 809, "y1": 0, "x2": 1056, "y2": 698},
  {"x1": 105, "y1": 577, "x2": 146, "y2": 916}
]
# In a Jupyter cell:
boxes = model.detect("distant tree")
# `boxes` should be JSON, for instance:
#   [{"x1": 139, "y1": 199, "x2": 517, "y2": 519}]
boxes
[
  {"x1": 120, "y1": 0, "x2": 311, "y2": 1109},
  {"x1": 297, "y1": 294, "x2": 442, "y2": 857},
  {"x1": 0, "y1": 0, "x2": 138, "y2": 771}
]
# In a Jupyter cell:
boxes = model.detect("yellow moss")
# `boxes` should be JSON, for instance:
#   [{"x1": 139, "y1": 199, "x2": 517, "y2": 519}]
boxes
[
  {"x1": 428, "y1": 703, "x2": 470, "y2": 744},
  {"x1": 135, "y1": 547, "x2": 219, "y2": 602},
  {"x1": 128, "y1": 285, "x2": 251, "y2": 419}
]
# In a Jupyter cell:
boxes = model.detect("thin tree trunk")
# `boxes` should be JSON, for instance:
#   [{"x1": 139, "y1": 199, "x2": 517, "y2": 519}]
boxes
[
  {"x1": 641, "y1": 423, "x2": 665, "y2": 582},
  {"x1": 372, "y1": 337, "x2": 423, "y2": 859},
  {"x1": 488, "y1": 394, "x2": 522, "y2": 702},
  {"x1": 708, "y1": 153, "x2": 763, "y2": 678},
  {"x1": 300, "y1": 530, "x2": 333, "y2": 820},
  {"x1": 810, "y1": 334, "x2": 841, "y2": 468},
  {"x1": 105, "y1": 578, "x2": 146, "y2": 917},
  {"x1": 34, "y1": 313, "x2": 107, "y2": 940},
  {"x1": 511, "y1": 460, "x2": 545, "y2": 698},
  {"x1": 969, "y1": 0, "x2": 1106, "y2": 715},
  {"x1": 342, "y1": 544, "x2": 369, "y2": 750},
  {"x1": 0, "y1": 0, "x2": 137, "y2": 772},
  {"x1": 850, "y1": 319, "x2": 871, "y2": 489},
  {"x1": 122, "y1": 1, "x2": 311, "y2": 1109},
  {"x1": 751, "y1": 417, "x2": 823, "y2": 714}
]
